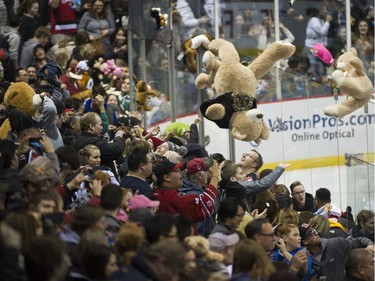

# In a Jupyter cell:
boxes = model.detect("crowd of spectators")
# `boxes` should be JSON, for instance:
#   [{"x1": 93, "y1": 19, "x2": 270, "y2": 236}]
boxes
[{"x1": 0, "y1": 0, "x2": 374, "y2": 281}]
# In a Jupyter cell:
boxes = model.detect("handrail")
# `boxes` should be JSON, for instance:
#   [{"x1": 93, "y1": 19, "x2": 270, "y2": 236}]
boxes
[{"x1": 345, "y1": 153, "x2": 375, "y2": 167}]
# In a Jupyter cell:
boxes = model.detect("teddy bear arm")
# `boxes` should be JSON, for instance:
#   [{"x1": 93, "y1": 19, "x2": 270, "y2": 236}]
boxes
[
  {"x1": 349, "y1": 57, "x2": 365, "y2": 75},
  {"x1": 196, "y1": 73, "x2": 214, "y2": 89}
]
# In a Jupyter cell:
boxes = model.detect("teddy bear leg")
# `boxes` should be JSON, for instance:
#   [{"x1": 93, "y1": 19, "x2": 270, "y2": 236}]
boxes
[
  {"x1": 323, "y1": 97, "x2": 366, "y2": 117},
  {"x1": 205, "y1": 104, "x2": 225, "y2": 120},
  {"x1": 202, "y1": 51, "x2": 217, "y2": 72}
]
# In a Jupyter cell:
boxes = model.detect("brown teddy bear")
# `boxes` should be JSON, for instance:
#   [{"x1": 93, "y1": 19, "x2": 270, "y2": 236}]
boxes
[
  {"x1": 181, "y1": 34, "x2": 215, "y2": 73},
  {"x1": 136, "y1": 80, "x2": 160, "y2": 111},
  {"x1": 196, "y1": 39, "x2": 296, "y2": 143},
  {"x1": 0, "y1": 82, "x2": 41, "y2": 140},
  {"x1": 324, "y1": 48, "x2": 374, "y2": 117}
]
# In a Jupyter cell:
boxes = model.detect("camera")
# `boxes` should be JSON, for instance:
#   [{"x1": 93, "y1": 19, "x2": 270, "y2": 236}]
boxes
[{"x1": 85, "y1": 168, "x2": 94, "y2": 181}]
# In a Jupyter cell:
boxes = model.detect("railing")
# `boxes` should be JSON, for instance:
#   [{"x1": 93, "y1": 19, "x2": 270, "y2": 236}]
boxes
[{"x1": 345, "y1": 153, "x2": 374, "y2": 216}]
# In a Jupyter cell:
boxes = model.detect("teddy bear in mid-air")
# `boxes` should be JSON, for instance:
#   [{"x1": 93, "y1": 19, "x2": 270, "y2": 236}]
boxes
[
  {"x1": 195, "y1": 39, "x2": 296, "y2": 143},
  {"x1": 324, "y1": 48, "x2": 374, "y2": 117}
]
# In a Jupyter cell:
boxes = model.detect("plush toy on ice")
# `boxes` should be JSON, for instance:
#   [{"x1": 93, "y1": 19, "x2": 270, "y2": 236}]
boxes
[
  {"x1": 195, "y1": 39, "x2": 295, "y2": 143},
  {"x1": 324, "y1": 48, "x2": 374, "y2": 117}
]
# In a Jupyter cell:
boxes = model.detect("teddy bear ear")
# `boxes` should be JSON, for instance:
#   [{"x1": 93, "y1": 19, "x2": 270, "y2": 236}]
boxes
[{"x1": 0, "y1": 118, "x2": 11, "y2": 140}]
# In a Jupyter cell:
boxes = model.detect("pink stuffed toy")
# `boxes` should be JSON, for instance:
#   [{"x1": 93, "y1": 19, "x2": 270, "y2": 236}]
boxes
[
  {"x1": 103, "y1": 59, "x2": 116, "y2": 76},
  {"x1": 310, "y1": 43, "x2": 334, "y2": 65}
]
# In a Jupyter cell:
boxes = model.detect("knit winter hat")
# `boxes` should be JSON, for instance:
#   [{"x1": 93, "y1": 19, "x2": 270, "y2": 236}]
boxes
[
  {"x1": 150, "y1": 136, "x2": 165, "y2": 151},
  {"x1": 166, "y1": 141, "x2": 187, "y2": 156}
]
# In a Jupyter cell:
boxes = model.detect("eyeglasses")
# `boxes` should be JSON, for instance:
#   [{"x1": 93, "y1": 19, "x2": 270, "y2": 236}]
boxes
[
  {"x1": 258, "y1": 232, "x2": 275, "y2": 237},
  {"x1": 243, "y1": 153, "x2": 258, "y2": 164},
  {"x1": 305, "y1": 228, "x2": 319, "y2": 238},
  {"x1": 235, "y1": 212, "x2": 245, "y2": 218},
  {"x1": 293, "y1": 190, "x2": 305, "y2": 196}
]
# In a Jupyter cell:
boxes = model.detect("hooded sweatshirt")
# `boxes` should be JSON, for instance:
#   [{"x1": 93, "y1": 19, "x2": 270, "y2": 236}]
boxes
[
  {"x1": 0, "y1": 25, "x2": 20, "y2": 62},
  {"x1": 19, "y1": 37, "x2": 39, "y2": 68}
]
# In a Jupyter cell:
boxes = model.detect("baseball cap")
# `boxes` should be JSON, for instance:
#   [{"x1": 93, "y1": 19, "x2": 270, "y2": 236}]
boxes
[
  {"x1": 208, "y1": 232, "x2": 240, "y2": 252},
  {"x1": 153, "y1": 158, "x2": 183, "y2": 177},
  {"x1": 298, "y1": 223, "x2": 318, "y2": 242},
  {"x1": 20, "y1": 156, "x2": 59, "y2": 186},
  {"x1": 129, "y1": 195, "x2": 160, "y2": 210},
  {"x1": 9, "y1": 109, "x2": 42, "y2": 131},
  {"x1": 186, "y1": 158, "x2": 209, "y2": 175}
]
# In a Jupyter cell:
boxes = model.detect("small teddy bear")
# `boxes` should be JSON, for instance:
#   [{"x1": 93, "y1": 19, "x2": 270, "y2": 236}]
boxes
[
  {"x1": 136, "y1": 81, "x2": 160, "y2": 111},
  {"x1": 180, "y1": 34, "x2": 215, "y2": 73},
  {"x1": 150, "y1": 7, "x2": 168, "y2": 30},
  {"x1": 324, "y1": 48, "x2": 374, "y2": 117}
]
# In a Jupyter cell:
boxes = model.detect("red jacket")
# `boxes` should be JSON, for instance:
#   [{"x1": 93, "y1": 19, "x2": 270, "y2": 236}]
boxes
[{"x1": 155, "y1": 184, "x2": 218, "y2": 223}]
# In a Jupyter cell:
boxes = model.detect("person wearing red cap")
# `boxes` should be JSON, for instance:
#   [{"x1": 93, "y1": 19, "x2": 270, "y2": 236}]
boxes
[
  {"x1": 154, "y1": 158, "x2": 219, "y2": 224},
  {"x1": 180, "y1": 157, "x2": 216, "y2": 236}
]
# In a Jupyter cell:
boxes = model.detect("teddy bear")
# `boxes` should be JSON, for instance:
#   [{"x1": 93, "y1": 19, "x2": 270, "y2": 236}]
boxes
[
  {"x1": 136, "y1": 80, "x2": 160, "y2": 111},
  {"x1": 0, "y1": 82, "x2": 41, "y2": 140},
  {"x1": 150, "y1": 7, "x2": 168, "y2": 30},
  {"x1": 180, "y1": 34, "x2": 215, "y2": 73},
  {"x1": 324, "y1": 48, "x2": 374, "y2": 117},
  {"x1": 196, "y1": 39, "x2": 296, "y2": 143}
]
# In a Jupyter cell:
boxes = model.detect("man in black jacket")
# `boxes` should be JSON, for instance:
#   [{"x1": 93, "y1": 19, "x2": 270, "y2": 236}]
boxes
[
  {"x1": 74, "y1": 112, "x2": 126, "y2": 170},
  {"x1": 290, "y1": 180, "x2": 315, "y2": 212}
]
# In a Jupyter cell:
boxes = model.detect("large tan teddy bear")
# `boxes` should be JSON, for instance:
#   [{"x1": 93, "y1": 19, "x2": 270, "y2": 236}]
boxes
[
  {"x1": 0, "y1": 82, "x2": 41, "y2": 140},
  {"x1": 324, "y1": 48, "x2": 374, "y2": 117},
  {"x1": 196, "y1": 39, "x2": 295, "y2": 143}
]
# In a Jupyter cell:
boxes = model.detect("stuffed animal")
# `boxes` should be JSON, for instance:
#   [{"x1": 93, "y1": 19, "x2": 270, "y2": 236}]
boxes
[
  {"x1": 0, "y1": 82, "x2": 40, "y2": 140},
  {"x1": 324, "y1": 48, "x2": 374, "y2": 117},
  {"x1": 164, "y1": 122, "x2": 191, "y2": 137},
  {"x1": 196, "y1": 39, "x2": 295, "y2": 143},
  {"x1": 150, "y1": 7, "x2": 168, "y2": 30},
  {"x1": 136, "y1": 81, "x2": 160, "y2": 111},
  {"x1": 310, "y1": 43, "x2": 334, "y2": 65},
  {"x1": 181, "y1": 34, "x2": 215, "y2": 73}
]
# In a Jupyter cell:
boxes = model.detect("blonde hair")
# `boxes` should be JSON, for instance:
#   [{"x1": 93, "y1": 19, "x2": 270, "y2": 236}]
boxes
[
  {"x1": 79, "y1": 144, "x2": 100, "y2": 166},
  {"x1": 309, "y1": 215, "x2": 330, "y2": 237},
  {"x1": 54, "y1": 48, "x2": 71, "y2": 67},
  {"x1": 233, "y1": 239, "x2": 275, "y2": 279},
  {"x1": 275, "y1": 223, "x2": 298, "y2": 239},
  {"x1": 185, "y1": 236, "x2": 223, "y2": 262},
  {"x1": 273, "y1": 209, "x2": 299, "y2": 226},
  {"x1": 115, "y1": 223, "x2": 144, "y2": 266}
]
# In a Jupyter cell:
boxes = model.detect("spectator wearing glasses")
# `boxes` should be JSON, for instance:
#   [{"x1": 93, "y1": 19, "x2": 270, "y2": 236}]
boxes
[
  {"x1": 290, "y1": 181, "x2": 315, "y2": 212},
  {"x1": 245, "y1": 218, "x2": 277, "y2": 253},
  {"x1": 211, "y1": 198, "x2": 247, "y2": 238},
  {"x1": 246, "y1": 218, "x2": 309, "y2": 277},
  {"x1": 238, "y1": 150, "x2": 290, "y2": 209},
  {"x1": 120, "y1": 147, "x2": 154, "y2": 199},
  {"x1": 299, "y1": 222, "x2": 375, "y2": 281}
]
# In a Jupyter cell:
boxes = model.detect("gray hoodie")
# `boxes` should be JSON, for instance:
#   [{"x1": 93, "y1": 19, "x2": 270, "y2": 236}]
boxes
[
  {"x1": 0, "y1": 25, "x2": 21, "y2": 62},
  {"x1": 19, "y1": 37, "x2": 38, "y2": 68}
]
